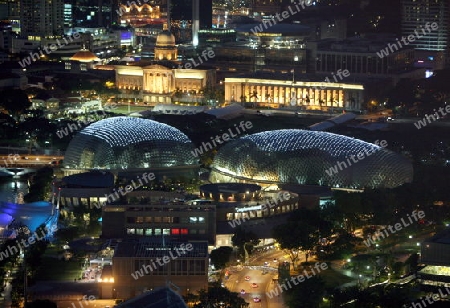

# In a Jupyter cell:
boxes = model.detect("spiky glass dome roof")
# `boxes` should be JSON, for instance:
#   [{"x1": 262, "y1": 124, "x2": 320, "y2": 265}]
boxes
[
  {"x1": 210, "y1": 129, "x2": 413, "y2": 189},
  {"x1": 64, "y1": 117, "x2": 198, "y2": 170}
]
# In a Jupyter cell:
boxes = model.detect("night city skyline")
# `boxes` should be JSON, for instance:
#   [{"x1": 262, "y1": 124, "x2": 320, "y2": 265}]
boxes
[{"x1": 0, "y1": 0, "x2": 449, "y2": 307}]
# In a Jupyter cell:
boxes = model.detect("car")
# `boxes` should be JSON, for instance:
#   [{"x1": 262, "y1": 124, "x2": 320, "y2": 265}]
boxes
[
  {"x1": 253, "y1": 297, "x2": 261, "y2": 303},
  {"x1": 273, "y1": 258, "x2": 278, "y2": 262},
  {"x1": 244, "y1": 276, "x2": 250, "y2": 281},
  {"x1": 263, "y1": 261, "x2": 269, "y2": 267},
  {"x1": 251, "y1": 283, "x2": 258, "y2": 288},
  {"x1": 240, "y1": 289, "x2": 246, "y2": 295}
]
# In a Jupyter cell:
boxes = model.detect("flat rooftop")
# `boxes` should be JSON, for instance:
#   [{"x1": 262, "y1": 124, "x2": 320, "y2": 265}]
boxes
[
  {"x1": 113, "y1": 237, "x2": 208, "y2": 258},
  {"x1": 424, "y1": 228, "x2": 450, "y2": 244}
]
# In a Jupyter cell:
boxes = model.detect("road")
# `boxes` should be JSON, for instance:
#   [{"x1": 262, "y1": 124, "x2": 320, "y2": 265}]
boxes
[{"x1": 224, "y1": 250, "x2": 289, "y2": 308}]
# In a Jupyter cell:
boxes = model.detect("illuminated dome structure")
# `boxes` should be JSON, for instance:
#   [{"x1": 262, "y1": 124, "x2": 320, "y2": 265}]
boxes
[
  {"x1": 210, "y1": 130, "x2": 413, "y2": 190},
  {"x1": 63, "y1": 117, "x2": 198, "y2": 178},
  {"x1": 70, "y1": 47, "x2": 100, "y2": 63},
  {"x1": 154, "y1": 23, "x2": 177, "y2": 60}
]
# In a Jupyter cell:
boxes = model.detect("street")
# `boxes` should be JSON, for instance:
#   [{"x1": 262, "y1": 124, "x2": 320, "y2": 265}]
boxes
[{"x1": 223, "y1": 249, "x2": 289, "y2": 308}]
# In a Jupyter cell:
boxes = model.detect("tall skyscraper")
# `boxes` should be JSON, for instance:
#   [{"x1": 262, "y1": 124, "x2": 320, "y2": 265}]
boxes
[
  {"x1": 171, "y1": 0, "x2": 212, "y2": 29},
  {"x1": 20, "y1": 0, "x2": 64, "y2": 38},
  {"x1": 71, "y1": 0, "x2": 114, "y2": 28},
  {"x1": 401, "y1": 0, "x2": 449, "y2": 51},
  {"x1": 192, "y1": 0, "x2": 199, "y2": 46}
]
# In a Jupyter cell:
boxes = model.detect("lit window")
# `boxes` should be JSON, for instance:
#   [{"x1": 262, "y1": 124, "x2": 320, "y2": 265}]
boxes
[
  {"x1": 181, "y1": 228, "x2": 188, "y2": 235},
  {"x1": 171, "y1": 229, "x2": 180, "y2": 235},
  {"x1": 163, "y1": 228, "x2": 170, "y2": 235}
]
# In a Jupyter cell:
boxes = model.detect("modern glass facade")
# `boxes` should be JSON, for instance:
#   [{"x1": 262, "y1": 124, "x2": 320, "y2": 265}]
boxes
[
  {"x1": 401, "y1": 0, "x2": 449, "y2": 51},
  {"x1": 210, "y1": 129, "x2": 413, "y2": 190},
  {"x1": 64, "y1": 116, "x2": 198, "y2": 170}
]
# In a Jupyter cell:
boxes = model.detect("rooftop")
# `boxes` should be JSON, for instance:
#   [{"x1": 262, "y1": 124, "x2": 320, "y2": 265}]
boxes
[
  {"x1": 116, "y1": 286, "x2": 187, "y2": 308},
  {"x1": 424, "y1": 227, "x2": 450, "y2": 244},
  {"x1": 113, "y1": 237, "x2": 208, "y2": 258}
]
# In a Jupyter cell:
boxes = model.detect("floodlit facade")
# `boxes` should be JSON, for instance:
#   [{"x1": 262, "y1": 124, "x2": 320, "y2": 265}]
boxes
[
  {"x1": 63, "y1": 117, "x2": 199, "y2": 177},
  {"x1": 224, "y1": 77, "x2": 364, "y2": 110},
  {"x1": 418, "y1": 227, "x2": 450, "y2": 287},
  {"x1": 209, "y1": 129, "x2": 413, "y2": 190},
  {"x1": 117, "y1": 2, "x2": 164, "y2": 27}
]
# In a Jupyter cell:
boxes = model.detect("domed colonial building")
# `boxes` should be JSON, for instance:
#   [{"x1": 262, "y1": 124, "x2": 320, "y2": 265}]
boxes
[
  {"x1": 114, "y1": 24, "x2": 216, "y2": 105},
  {"x1": 63, "y1": 117, "x2": 199, "y2": 179},
  {"x1": 154, "y1": 24, "x2": 177, "y2": 61},
  {"x1": 209, "y1": 129, "x2": 413, "y2": 190},
  {"x1": 67, "y1": 46, "x2": 101, "y2": 71}
]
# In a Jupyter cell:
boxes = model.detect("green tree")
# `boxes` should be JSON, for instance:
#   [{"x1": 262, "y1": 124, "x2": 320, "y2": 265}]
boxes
[
  {"x1": 210, "y1": 246, "x2": 233, "y2": 270},
  {"x1": 231, "y1": 226, "x2": 260, "y2": 260},
  {"x1": 273, "y1": 208, "x2": 332, "y2": 267},
  {"x1": 26, "y1": 299, "x2": 57, "y2": 308},
  {"x1": 24, "y1": 167, "x2": 54, "y2": 203},
  {"x1": 193, "y1": 283, "x2": 249, "y2": 308},
  {"x1": 273, "y1": 222, "x2": 314, "y2": 267},
  {"x1": 0, "y1": 88, "x2": 31, "y2": 120},
  {"x1": 285, "y1": 276, "x2": 325, "y2": 308},
  {"x1": 55, "y1": 226, "x2": 80, "y2": 243}
]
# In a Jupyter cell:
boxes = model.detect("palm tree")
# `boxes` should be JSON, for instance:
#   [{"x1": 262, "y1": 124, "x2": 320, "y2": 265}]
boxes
[{"x1": 250, "y1": 91, "x2": 258, "y2": 108}]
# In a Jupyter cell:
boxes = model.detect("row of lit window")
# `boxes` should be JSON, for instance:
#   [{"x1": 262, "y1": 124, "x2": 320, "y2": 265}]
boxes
[
  {"x1": 126, "y1": 228, "x2": 206, "y2": 236},
  {"x1": 127, "y1": 216, "x2": 206, "y2": 224},
  {"x1": 129, "y1": 259, "x2": 207, "y2": 276}
]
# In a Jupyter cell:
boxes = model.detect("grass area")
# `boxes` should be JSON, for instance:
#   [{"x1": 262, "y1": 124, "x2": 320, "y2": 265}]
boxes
[
  {"x1": 318, "y1": 267, "x2": 353, "y2": 288},
  {"x1": 35, "y1": 257, "x2": 81, "y2": 281},
  {"x1": 109, "y1": 105, "x2": 152, "y2": 114}
]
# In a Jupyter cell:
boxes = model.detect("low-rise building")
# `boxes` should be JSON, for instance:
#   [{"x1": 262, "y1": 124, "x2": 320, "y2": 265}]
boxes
[
  {"x1": 419, "y1": 227, "x2": 450, "y2": 287},
  {"x1": 102, "y1": 238, "x2": 208, "y2": 299},
  {"x1": 101, "y1": 200, "x2": 216, "y2": 245},
  {"x1": 224, "y1": 74, "x2": 364, "y2": 111}
]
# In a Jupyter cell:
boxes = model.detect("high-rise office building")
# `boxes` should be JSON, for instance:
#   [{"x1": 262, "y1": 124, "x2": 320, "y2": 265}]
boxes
[
  {"x1": 401, "y1": 0, "x2": 449, "y2": 51},
  {"x1": 71, "y1": 0, "x2": 114, "y2": 28},
  {"x1": 171, "y1": 0, "x2": 212, "y2": 29},
  {"x1": 20, "y1": 0, "x2": 64, "y2": 38}
]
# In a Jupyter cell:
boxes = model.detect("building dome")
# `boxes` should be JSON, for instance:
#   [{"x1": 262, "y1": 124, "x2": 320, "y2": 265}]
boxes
[
  {"x1": 154, "y1": 24, "x2": 177, "y2": 61},
  {"x1": 156, "y1": 24, "x2": 176, "y2": 48},
  {"x1": 210, "y1": 129, "x2": 413, "y2": 190},
  {"x1": 70, "y1": 47, "x2": 100, "y2": 62},
  {"x1": 63, "y1": 117, "x2": 198, "y2": 170}
]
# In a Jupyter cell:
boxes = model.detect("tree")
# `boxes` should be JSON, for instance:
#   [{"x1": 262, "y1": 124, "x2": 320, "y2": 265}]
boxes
[
  {"x1": 285, "y1": 276, "x2": 325, "y2": 308},
  {"x1": 273, "y1": 222, "x2": 316, "y2": 266},
  {"x1": 231, "y1": 226, "x2": 260, "y2": 260},
  {"x1": 273, "y1": 208, "x2": 332, "y2": 267},
  {"x1": 55, "y1": 226, "x2": 80, "y2": 243},
  {"x1": 26, "y1": 299, "x2": 57, "y2": 308},
  {"x1": 325, "y1": 230, "x2": 361, "y2": 259},
  {"x1": 193, "y1": 283, "x2": 249, "y2": 308},
  {"x1": 24, "y1": 167, "x2": 54, "y2": 203},
  {"x1": 210, "y1": 246, "x2": 233, "y2": 270},
  {"x1": 0, "y1": 88, "x2": 31, "y2": 120}
]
